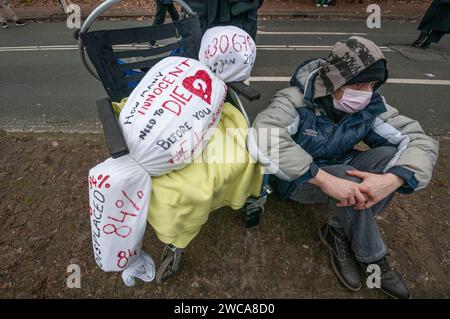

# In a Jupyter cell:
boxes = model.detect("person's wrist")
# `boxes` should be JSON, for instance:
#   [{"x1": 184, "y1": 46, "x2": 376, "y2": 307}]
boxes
[
  {"x1": 385, "y1": 172, "x2": 404, "y2": 188},
  {"x1": 310, "y1": 168, "x2": 328, "y2": 187}
]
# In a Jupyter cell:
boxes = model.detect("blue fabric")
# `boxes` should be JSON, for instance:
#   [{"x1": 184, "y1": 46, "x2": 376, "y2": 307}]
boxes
[
  {"x1": 170, "y1": 47, "x2": 186, "y2": 57},
  {"x1": 293, "y1": 94, "x2": 385, "y2": 159},
  {"x1": 288, "y1": 92, "x2": 386, "y2": 182},
  {"x1": 274, "y1": 60, "x2": 419, "y2": 199},
  {"x1": 386, "y1": 166, "x2": 418, "y2": 194},
  {"x1": 117, "y1": 59, "x2": 144, "y2": 89},
  {"x1": 294, "y1": 163, "x2": 320, "y2": 185},
  {"x1": 275, "y1": 60, "x2": 402, "y2": 199},
  {"x1": 363, "y1": 129, "x2": 398, "y2": 148},
  {"x1": 289, "y1": 58, "x2": 318, "y2": 94},
  {"x1": 259, "y1": 174, "x2": 271, "y2": 197}
]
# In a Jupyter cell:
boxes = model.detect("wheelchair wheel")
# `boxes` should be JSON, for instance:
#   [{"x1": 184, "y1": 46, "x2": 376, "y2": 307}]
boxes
[
  {"x1": 160, "y1": 244, "x2": 171, "y2": 262},
  {"x1": 244, "y1": 206, "x2": 264, "y2": 228},
  {"x1": 238, "y1": 197, "x2": 265, "y2": 228},
  {"x1": 73, "y1": 29, "x2": 80, "y2": 40},
  {"x1": 156, "y1": 247, "x2": 186, "y2": 283}
]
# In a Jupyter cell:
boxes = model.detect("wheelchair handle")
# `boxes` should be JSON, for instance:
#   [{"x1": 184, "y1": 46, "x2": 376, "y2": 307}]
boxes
[
  {"x1": 228, "y1": 87, "x2": 251, "y2": 127},
  {"x1": 80, "y1": 0, "x2": 194, "y2": 34},
  {"x1": 78, "y1": 0, "x2": 195, "y2": 80}
]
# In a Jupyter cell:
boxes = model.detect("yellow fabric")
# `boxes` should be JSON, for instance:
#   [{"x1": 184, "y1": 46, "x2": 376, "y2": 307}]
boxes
[
  {"x1": 111, "y1": 100, "x2": 124, "y2": 117},
  {"x1": 113, "y1": 99, "x2": 264, "y2": 248}
]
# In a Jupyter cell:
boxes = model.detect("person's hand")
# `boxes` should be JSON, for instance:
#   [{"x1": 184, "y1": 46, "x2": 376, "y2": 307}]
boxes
[
  {"x1": 309, "y1": 169, "x2": 367, "y2": 208},
  {"x1": 346, "y1": 170, "x2": 404, "y2": 209}
]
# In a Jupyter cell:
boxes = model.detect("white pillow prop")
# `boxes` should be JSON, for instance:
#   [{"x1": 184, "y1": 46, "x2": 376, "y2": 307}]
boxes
[
  {"x1": 88, "y1": 57, "x2": 227, "y2": 286},
  {"x1": 199, "y1": 26, "x2": 256, "y2": 83}
]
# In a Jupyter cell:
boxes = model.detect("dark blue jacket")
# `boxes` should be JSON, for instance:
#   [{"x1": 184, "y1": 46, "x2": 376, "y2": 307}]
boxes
[{"x1": 270, "y1": 59, "x2": 421, "y2": 199}]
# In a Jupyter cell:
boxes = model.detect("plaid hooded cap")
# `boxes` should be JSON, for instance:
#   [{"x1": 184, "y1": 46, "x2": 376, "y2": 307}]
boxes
[{"x1": 313, "y1": 36, "x2": 389, "y2": 98}]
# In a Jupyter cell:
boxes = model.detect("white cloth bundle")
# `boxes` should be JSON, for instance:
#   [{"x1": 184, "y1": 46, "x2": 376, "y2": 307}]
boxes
[
  {"x1": 88, "y1": 57, "x2": 227, "y2": 285},
  {"x1": 199, "y1": 26, "x2": 256, "y2": 83}
]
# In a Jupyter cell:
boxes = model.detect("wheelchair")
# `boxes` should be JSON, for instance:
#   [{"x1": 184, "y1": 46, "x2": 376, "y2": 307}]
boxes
[{"x1": 77, "y1": 0, "x2": 271, "y2": 283}]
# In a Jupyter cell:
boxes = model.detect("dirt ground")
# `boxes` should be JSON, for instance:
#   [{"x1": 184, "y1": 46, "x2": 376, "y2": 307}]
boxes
[{"x1": 0, "y1": 130, "x2": 449, "y2": 298}]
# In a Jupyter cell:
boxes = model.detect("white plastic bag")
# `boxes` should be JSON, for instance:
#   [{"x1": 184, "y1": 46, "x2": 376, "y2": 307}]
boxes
[
  {"x1": 199, "y1": 26, "x2": 256, "y2": 83},
  {"x1": 88, "y1": 57, "x2": 227, "y2": 285}
]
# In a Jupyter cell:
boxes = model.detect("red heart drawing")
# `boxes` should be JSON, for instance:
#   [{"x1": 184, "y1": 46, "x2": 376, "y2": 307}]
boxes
[{"x1": 182, "y1": 70, "x2": 212, "y2": 105}]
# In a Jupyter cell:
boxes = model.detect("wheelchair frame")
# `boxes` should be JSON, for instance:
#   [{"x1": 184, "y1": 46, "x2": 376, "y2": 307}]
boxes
[{"x1": 78, "y1": 0, "x2": 270, "y2": 283}]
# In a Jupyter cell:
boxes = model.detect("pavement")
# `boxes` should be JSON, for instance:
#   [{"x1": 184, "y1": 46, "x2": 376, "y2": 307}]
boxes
[
  {"x1": 1, "y1": 19, "x2": 450, "y2": 135},
  {"x1": 11, "y1": 1, "x2": 431, "y2": 21}
]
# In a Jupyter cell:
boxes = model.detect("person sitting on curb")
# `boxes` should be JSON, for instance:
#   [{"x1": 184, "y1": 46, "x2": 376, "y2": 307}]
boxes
[
  {"x1": 0, "y1": 0, "x2": 27, "y2": 28},
  {"x1": 248, "y1": 36, "x2": 438, "y2": 299}
]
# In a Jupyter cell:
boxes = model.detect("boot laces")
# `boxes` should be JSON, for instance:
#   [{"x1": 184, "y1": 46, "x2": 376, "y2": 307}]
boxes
[
  {"x1": 376, "y1": 257, "x2": 393, "y2": 274},
  {"x1": 335, "y1": 236, "x2": 352, "y2": 260}
]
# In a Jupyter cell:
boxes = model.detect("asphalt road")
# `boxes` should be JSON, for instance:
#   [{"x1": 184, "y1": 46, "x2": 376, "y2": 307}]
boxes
[{"x1": 0, "y1": 19, "x2": 449, "y2": 135}]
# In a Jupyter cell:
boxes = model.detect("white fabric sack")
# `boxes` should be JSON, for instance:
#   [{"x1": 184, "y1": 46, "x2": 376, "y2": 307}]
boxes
[
  {"x1": 88, "y1": 156, "x2": 152, "y2": 279},
  {"x1": 122, "y1": 251, "x2": 155, "y2": 287},
  {"x1": 119, "y1": 56, "x2": 228, "y2": 171},
  {"x1": 88, "y1": 57, "x2": 227, "y2": 285},
  {"x1": 199, "y1": 26, "x2": 256, "y2": 83}
]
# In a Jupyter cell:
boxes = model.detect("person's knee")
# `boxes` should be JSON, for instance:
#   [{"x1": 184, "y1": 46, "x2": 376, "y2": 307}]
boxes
[
  {"x1": 372, "y1": 146, "x2": 398, "y2": 171},
  {"x1": 378, "y1": 146, "x2": 398, "y2": 160}
]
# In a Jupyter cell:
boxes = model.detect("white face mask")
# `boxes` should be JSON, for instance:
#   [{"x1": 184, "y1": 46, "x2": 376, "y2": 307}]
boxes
[{"x1": 332, "y1": 88, "x2": 373, "y2": 113}]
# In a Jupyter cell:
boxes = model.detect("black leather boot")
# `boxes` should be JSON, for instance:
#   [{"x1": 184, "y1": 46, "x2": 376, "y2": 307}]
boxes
[
  {"x1": 412, "y1": 30, "x2": 430, "y2": 47},
  {"x1": 361, "y1": 257, "x2": 411, "y2": 299},
  {"x1": 319, "y1": 224, "x2": 361, "y2": 291},
  {"x1": 420, "y1": 37, "x2": 432, "y2": 49}
]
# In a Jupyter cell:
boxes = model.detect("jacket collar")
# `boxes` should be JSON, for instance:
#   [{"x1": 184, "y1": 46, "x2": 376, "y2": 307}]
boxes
[{"x1": 290, "y1": 58, "x2": 323, "y2": 107}]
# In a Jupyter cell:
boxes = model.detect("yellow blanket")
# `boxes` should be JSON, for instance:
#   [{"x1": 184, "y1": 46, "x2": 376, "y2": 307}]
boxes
[{"x1": 113, "y1": 100, "x2": 264, "y2": 248}]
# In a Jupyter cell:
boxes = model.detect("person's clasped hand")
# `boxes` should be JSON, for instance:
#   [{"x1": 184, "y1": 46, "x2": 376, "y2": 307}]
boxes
[{"x1": 346, "y1": 170, "x2": 404, "y2": 210}]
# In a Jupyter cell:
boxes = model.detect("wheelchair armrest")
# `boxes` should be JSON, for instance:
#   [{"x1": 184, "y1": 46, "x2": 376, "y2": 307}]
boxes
[
  {"x1": 227, "y1": 82, "x2": 261, "y2": 101},
  {"x1": 96, "y1": 98, "x2": 130, "y2": 159}
]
